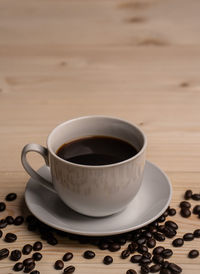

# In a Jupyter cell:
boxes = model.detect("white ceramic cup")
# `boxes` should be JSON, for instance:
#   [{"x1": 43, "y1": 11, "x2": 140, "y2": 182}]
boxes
[{"x1": 21, "y1": 116, "x2": 147, "y2": 217}]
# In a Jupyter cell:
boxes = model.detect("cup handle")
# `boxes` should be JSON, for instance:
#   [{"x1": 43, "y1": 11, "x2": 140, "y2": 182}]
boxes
[{"x1": 21, "y1": 144, "x2": 56, "y2": 193}]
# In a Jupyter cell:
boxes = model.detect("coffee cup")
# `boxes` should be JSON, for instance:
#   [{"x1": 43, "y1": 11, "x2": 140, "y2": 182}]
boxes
[{"x1": 21, "y1": 116, "x2": 147, "y2": 217}]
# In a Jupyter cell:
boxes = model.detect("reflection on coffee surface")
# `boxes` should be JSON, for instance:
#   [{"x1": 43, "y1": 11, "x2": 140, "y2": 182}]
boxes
[{"x1": 56, "y1": 136, "x2": 138, "y2": 166}]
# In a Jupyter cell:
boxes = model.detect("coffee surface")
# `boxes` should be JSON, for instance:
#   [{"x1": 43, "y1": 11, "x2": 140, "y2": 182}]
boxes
[{"x1": 56, "y1": 136, "x2": 138, "y2": 166}]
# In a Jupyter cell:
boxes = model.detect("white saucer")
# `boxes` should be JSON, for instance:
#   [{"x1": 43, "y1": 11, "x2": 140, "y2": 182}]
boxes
[{"x1": 25, "y1": 160, "x2": 172, "y2": 236}]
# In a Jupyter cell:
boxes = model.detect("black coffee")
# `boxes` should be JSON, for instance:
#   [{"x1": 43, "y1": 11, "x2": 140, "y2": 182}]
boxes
[{"x1": 56, "y1": 136, "x2": 138, "y2": 166}]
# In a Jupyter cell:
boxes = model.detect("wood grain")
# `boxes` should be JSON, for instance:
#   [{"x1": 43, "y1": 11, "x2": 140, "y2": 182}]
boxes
[{"x1": 0, "y1": 0, "x2": 200, "y2": 273}]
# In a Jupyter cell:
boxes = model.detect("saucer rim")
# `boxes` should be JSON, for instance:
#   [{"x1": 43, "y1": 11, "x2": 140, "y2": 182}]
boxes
[{"x1": 25, "y1": 160, "x2": 172, "y2": 236}]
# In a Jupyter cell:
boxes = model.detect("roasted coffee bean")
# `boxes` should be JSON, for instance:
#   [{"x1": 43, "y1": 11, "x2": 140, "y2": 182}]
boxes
[
  {"x1": 6, "y1": 216, "x2": 14, "y2": 224},
  {"x1": 152, "y1": 255, "x2": 164, "y2": 265},
  {"x1": 10, "y1": 250, "x2": 22, "y2": 261},
  {"x1": 157, "y1": 215, "x2": 166, "y2": 223},
  {"x1": 193, "y1": 205, "x2": 200, "y2": 214},
  {"x1": 138, "y1": 245, "x2": 148, "y2": 254},
  {"x1": 163, "y1": 227, "x2": 177, "y2": 238},
  {"x1": 24, "y1": 262, "x2": 35, "y2": 273},
  {"x1": 179, "y1": 201, "x2": 191, "y2": 208},
  {"x1": 192, "y1": 194, "x2": 200, "y2": 201},
  {"x1": 5, "y1": 193, "x2": 17, "y2": 201},
  {"x1": 83, "y1": 250, "x2": 95, "y2": 259},
  {"x1": 0, "y1": 248, "x2": 9, "y2": 260},
  {"x1": 54, "y1": 260, "x2": 64, "y2": 270},
  {"x1": 183, "y1": 233, "x2": 194, "y2": 241},
  {"x1": 143, "y1": 231, "x2": 152, "y2": 239},
  {"x1": 184, "y1": 189, "x2": 192, "y2": 200},
  {"x1": 161, "y1": 249, "x2": 173, "y2": 259},
  {"x1": 188, "y1": 249, "x2": 199, "y2": 258},
  {"x1": 130, "y1": 254, "x2": 142, "y2": 263},
  {"x1": 5, "y1": 232, "x2": 17, "y2": 242},
  {"x1": 163, "y1": 210, "x2": 169, "y2": 218},
  {"x1": 22, "y1": 244, "x2": 32, "y2": 255},
  {"x1": 126, "y1": 269, "x2": 137, "y2": 274},
  {"x1": 154, "y1": 232, "x2": 165, "y2": 242},
  {"x1": 103, "y1": 255, "x2": 113, "y2": 265},
  {"x1": 108, "y1": 243, "x2": 120, "y2": 252},
  {"x1": 168, "y1": 263, "x2": 182, "y2": 273},
  {"x1": 63, "y1": 252, "x2": 73, "y2": 261},
  {"x1": 0, "y1": 229, "x2": 2, "y2": 238},
  {"x1": 168, "y1": 208, "x2": 176, "y2": 216},
  {"x1": 47, "y1": 237, "x2": 58, "y2": 245},
  {"x1": 194, "y1": 229, "x2": 200, "y2": 238},
  {"x1": 141, "y1": 265, "x2": 150, "y2": 273},
  {"x1": 32, "y1": 252, "x2": 42, "y2": 261},
  {"x1": 153, "y1": 246, "x2": 164, "y2": 255},
  {"x1": 140, "y1": 257, "x2": 152, "y2": 265},
  {"x1": 137, "y1": 237, "x2": 146, "y2": 245},
  {"x1": 147, "y1": 238, "x2": 156, "y2": 248},
  {"x1": 33, "y1": 241, "x2": 42, "y2": 251},
  {"x1": 172, "y1": 238, "x2": 184, "y2": 247},
  {"x1": 149, "y1": 226, "x2": 157, "y2": 233},
  {"x1": 118, "y1": 238, "x2": 126, "y2": 245},
  {"x1": 149, "y1": 264, "x2": 161, "y2": 273},
  {"x1": 30, "y1": 271, "x2": 40, "y2": 274},
  {"x1": 165, "y1": 221, "x2": 178, "y2": 230},
  {"x1": 98, "y1": 242, "x2": 109, "y2": 250},
  {"x1": 121, "y1": 249, "x2": 130, "y2": 259},
  {"x1": 0, "y1": 202, "x2": 6, "y2": 212},
  {"x1": 162, "y1": 261, "x2": 170, "y2": 269},
  {"x1": 142, "y1": 252, "x2": 152, "y2": 259},
  {"x1": 14, "y1": 216, "x2": 24, "y2": 226},
  {"x1": 160, "y1": 270, "x2": 172, "y2": 274},
  {"x1": 13, "y1": 262, "x2": 24, "y2": 271},
  {"x1": 128, "y1": 242, "x2": 138, "y2": 253},
  {"x1": 23, "y1": 258, "x2": 35, "y2": 266},
  {"x1": 158, "y1": 225, "x2": 165, "y2": 233},
  {"x1": 64, "y1": 265, "x2": 75, "y2": 273},
  {"x1": 0, "y1": 219, "x2": 7, "y2": 229}
]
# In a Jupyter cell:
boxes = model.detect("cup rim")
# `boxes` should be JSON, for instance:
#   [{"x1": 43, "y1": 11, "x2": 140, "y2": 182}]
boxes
[{"x1": 47, "y1": 115, "x2": 147, "y2": 169}]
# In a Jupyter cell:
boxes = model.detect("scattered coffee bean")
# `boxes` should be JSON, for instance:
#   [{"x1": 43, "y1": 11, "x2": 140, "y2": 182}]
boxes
[
  {"x1": 153, "y1": 246, "x2": 165, "y2": 255},
  {"x1": 147, "y1": 238, "x2": 156, "y2": 248},
  {"x1": 32, "y1": 252, "x2": 42, "y2": 261},
  {"x1": 158, "y1": 215, "x2": 166, "y2": 223},
  {"x1": 161, "y1": 249, "x2": 173, "y2": 259},
  {"x1": 183, "y1": 233, "x2": 194, "y2": 241},
  {"x1": 13, "y1": 262, "x2": 24, "y2": 271},
  {"x1": 162, "y1": 261, "x2": 170, "y2": 269},
  {"x1": 188, "y1": 249, "x2": 199, "y2": 258},
  {"x1": 152, "y1": 255, "x2": 164, "y2": 264},
  {"x1": 128, "y1": 242, "x2": 138, "y2": 253},
  {"x1": 24, "y1": 262, "x2": 35, "y2": 273},
  {"x1": 47, "y1": 237, "x2": 58, "y2": 245},
  {"x1": 194, "y1": 229, "x2": 200, "y2": 238},
  {"x1": 160, "y1": 270, "x2": 172, "y2": 274},
  {"x1": 137, "y1": 237, "x2": 146, "y2": 245},
  {"x1": 0, "y1": 219, "x2": 7, "y2": 229},
  {"x1": 130, "y1": 254, "x2": 142, "y2": 263},
  {"x1": 141, "y1": 264, "x2": 150, "y2": 273},
  {"x1": 149, "y1": 226, "x2": 157, "y2": 233},
  {"x1": 5, "y1": 232, "x2": 17, "y2": 242},
  {"x1": 126, "y1": 269, "x2": 137, "y2": 274},
  {"x1": 142, "y1": 252, "x2": 151, "y2": 259},
  {"x1": 64, "y1": 265, "x2": 75, "y2": 273},
  {"x1": 180, "y1": 201, "x2": 191, "y2": 208},
  {"x1": 118, "y1": 237, "x2": 126, "y2": 245},
  {"x1": 192, "y1": 194, "x2": 200, "y2": 201},
  {"x1": 30, "y1": 271, "x2": 40, "y2": 274},
  {"x1": 0, "y1": 248, "x2": 9, "y2": 260},
  {"x1": 165, "y1": 221, "x2": 178, "y2": 230},
  {"x1": 0, "y1": 229, "x2": 2, "y2": 238},
  {"x1": 63, "y1": 252, "x2": 73, "y2": 261},
  {"x1": 193, "y1": 205, "x2": 200, "y2": 214},
  {"x1": 163, "y1": 227, "x2": 177, "y2": 238},
  {"x1": 180, "y1": 208, "x2": 191, "y2": 218},
  {"x1": 149, "y1": 264, "x2": 161, "y2": 273},
  {"x1": 10, "y1": 250, "x2": 22, "y2": 261},
  {"x1": 5, "y1": 193, "x2": 17, "y2": 201},
  {"x1": 168, "y1": 208, "x2": 176, "y2": 216},
  {"x1": 83, "y1": 250, "x2": 95, "y2": 259},
  {"x1": 0, "y1": 202, "x2": 6, "y2": 212},
  {"x1": 108, "y1": 243, "x2": 121, "y2": 252},
  {"x1": 154, "y1": 232, "x2": 165, "y2": 242},
  {"x1": 33, "y1": 241, "x2": 43, "y2": 251},
  {"x1": 172, "y1": 238, "x2": 184, "y2": 247},
  {"x1": 54, "y1": 260, "x2": 64, "y2": 270},
  {"x1": 158, "y1": 225, "x2": 165, "y2": 233},
  {"x1": 140, "y1": 257, "x2": 152, "y2": 265},
  {"x1": 184, "y1": 189, "x2": 192, "y2": 200},
  {"x1": 98, "y1": 241, "x2": 109, "y2": 250},
  {"x1": 138, "y1": 245, "x2": 148, "y2": 254},
  {"x1": 163, "y1": 210, "x2": 169, "y2": 218},
  {"x1": 103, "y1": 255, "x2": 113, "y2": 265},
  {"x1": 22, "y1": 244, "x2": 32, "y2": 255},
  {"x1": 6, "y1": 216, "x2": 14, "y2": 224},
  {"x1": 121, "y1": 249, "x2": 130, "y2": 259},
  {"x1": 23, "y1": 258, "x2": 35, "y2": 266},
  {"x1": 14, "y1": 216, "x2": 24, "y2": 226},
  {"x1": 168, "y1": 263, "x2": 182, "y2": 273}
]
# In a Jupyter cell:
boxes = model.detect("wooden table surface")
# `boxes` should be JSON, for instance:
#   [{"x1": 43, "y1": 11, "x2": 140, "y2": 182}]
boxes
[{"x1": 0, "y1": 0, "x2": 200, "y2": 273}]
